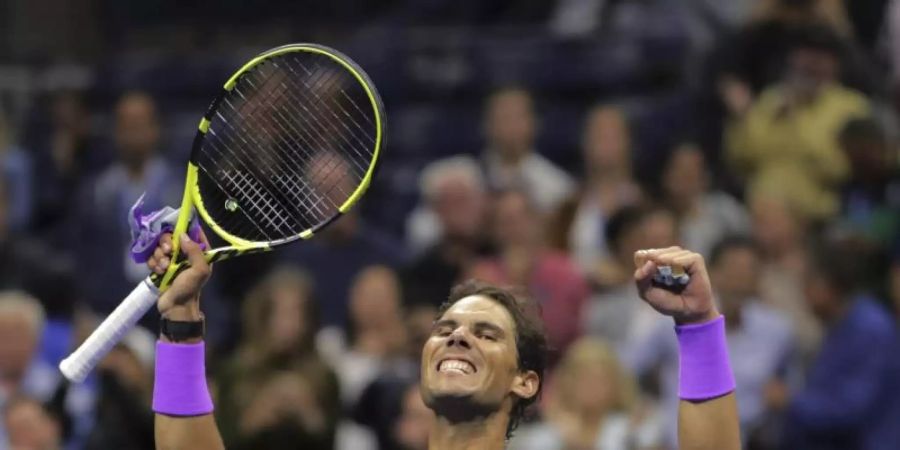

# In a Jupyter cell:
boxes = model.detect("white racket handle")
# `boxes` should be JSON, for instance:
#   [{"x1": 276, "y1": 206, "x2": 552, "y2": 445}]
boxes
[{"x1": 60, "y1": 278, "x2": 160, "y2": 382}]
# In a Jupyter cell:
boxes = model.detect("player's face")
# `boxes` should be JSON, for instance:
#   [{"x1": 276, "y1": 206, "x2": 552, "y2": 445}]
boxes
[{"x1": 420, "y1": 295, "x2": 521, "y2": 411}]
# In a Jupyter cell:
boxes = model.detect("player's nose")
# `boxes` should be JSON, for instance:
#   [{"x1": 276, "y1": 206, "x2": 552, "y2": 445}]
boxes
[{"x1": 445, "y1": 328, "x2": 471, "y2": 349}]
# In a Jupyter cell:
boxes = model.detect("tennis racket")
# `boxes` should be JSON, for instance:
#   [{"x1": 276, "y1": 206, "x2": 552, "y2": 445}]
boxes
[{"x1": 60, "y1": 43, "x2": 385, "y2": 382}]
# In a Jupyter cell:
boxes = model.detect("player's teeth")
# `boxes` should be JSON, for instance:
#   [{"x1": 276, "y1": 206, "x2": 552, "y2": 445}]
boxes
[{"x1": 440, "y1": 359, "x2": 473, "y2": 373}]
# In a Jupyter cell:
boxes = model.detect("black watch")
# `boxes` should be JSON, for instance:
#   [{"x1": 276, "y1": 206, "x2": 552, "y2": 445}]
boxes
[{"x1": 160, "y1": 316, "x2": 205, "y2": 342}]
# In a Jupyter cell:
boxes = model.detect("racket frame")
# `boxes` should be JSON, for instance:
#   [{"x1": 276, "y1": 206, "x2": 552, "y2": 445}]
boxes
[{"x1": 154, "y1": 43, "x2": 385, "y2": 291}]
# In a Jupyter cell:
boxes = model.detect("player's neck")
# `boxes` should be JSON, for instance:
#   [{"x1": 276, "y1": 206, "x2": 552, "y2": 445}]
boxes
[{"x1": 429, "y1": 413, "x2": 509, "y2": 450}]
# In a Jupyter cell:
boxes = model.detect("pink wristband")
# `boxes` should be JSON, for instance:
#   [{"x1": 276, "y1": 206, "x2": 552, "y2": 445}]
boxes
[
  {"x1": 152, "y1": 341, "x2": 214, "y2": 416},
  {"x1": 675, "y1": 315, "x2": 736, "y2": 401}
]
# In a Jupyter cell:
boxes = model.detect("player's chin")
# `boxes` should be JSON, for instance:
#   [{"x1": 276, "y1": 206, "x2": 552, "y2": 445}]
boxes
[{"x1": 424, "y1": 374, "x2": 482, "y2": 397}]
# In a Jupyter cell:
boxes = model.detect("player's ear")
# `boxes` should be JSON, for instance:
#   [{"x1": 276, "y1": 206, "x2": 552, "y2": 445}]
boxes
[{"x1": 511, "y1": 370, "x2": 540, "y2": 400}]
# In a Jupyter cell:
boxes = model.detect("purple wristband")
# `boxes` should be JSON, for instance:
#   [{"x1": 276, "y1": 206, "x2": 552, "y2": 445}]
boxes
[
  {"x1": 675, "y1": 315, "x2": 736, "y2": 401},
  {"x1": 152, "y1": 341, "x2": 214, "y2": 416}
]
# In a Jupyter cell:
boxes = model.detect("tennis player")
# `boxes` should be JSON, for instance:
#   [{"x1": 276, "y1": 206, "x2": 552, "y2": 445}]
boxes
[{"x1": 148, "y1": 234, "x2": 739, "y2": 450}]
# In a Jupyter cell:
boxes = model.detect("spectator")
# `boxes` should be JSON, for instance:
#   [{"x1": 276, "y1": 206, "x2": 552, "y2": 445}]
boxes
[
  {"x1": 626, "y1": 236, "x2": 795, "y2": 448},
  {"x1": 468, "y1": 189, "x2": 588, "y2": 356},
  {"x1": 661, "y1": 142, "x2": 749, "y2": 258},
  {"x1": 215, "y1": 266, "x2": 340, "y2": 449},
  {"x1": 549, "y1": 104, "x2": 643, "y2": 280},
  {"x1": 280, "y1": 153, "x2": 404, "y2": 328},
  {"x1": 715, "y1": 0, "x2": 852, "y2": 97},
  {"x1": 749, "y1": 190, "x2": 823, "y2": 363},
  {"x1": 480, "y1": 87, "x2": 574, "y2": 213},
  {"x1": 0, "y1": 108, "x2": 33, "y2": 232},
  {"x1": 2, "y1": 395, "x2": 63, "y2": 450},
  {"x1": 838, "y1": 117, "x2": 900, "y2": 248},
  {"x1": 726, "y1": 26, "x2": 871, "y2": 221},
  {"x1": 323, "y1": 265, "x2": 412, "y2": 410},
  {"x1": 0, "y1": 292, "x2": 58, "y2": 446},
  {"x1": 582, "y1": 205, "x2": 680, "y2": 352},
  {"x1": 0, "y1": 175, "x2": 74, "y2": 318},
  {"x1": 392, "y1": 383, "x2": 432, "y2": 450},
  {"x1": 402, "y1": 156, "x2": 492, "y2": 307},
  {"x1": 510, "y1": 338, "x2": 661, "y2": 450},
  {"x1": 85, "y1": 327, "x2": 156, "y2": 450},
  {"x1": 709, "y1": 236, "x2": 794, "y2": 447},
  {"x1": 73, "y1": 91, "x2": 182, "y2": 313},
  {"x1": 777, "y1": 239, "x2": 899, "y2": 450},
  {"x1": 407, "y1": 87, "x2": 574, "y2": 251},
  {"x1": 27, "y1": 91, "x2": 109, "y2": 242}
]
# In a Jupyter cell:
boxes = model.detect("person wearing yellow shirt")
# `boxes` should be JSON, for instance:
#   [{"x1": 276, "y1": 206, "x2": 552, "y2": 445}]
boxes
[{"x1": 724, "y1": 25, "x2": 869, "y2": 221}]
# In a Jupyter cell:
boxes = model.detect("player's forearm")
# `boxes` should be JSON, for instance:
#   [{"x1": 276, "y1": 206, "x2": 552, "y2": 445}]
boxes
[
  {"x1": 153, "y1": 329, "x2": 223, "y2": 450},
  {"x1": 674, "y1": 315, "x2": 741, "y2": 450},
  {"x1": 156, "y1": 414, "x2": 225, "y2": 450},
  {"x1": 679, "y1": 393, "x2": 741, "y2": 450}
]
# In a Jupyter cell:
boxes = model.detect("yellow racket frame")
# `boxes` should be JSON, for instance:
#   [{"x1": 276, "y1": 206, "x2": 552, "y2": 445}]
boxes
[{"x1": 153, "y1": 43, "x2": 385, "y2": 291}]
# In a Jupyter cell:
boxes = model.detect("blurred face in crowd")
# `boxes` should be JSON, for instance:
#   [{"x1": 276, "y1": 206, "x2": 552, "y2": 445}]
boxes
[
  {"x1": 420, "y1": 296, "x2": 537, "y2": 421},
  {"x1": 491, "y1": 190, "x2": 541, "y2": 250},
  {"x1": 484, "y1": 89, "x2": 536, "y2": 161},
  {"x1": 554, "y1": 339, "x2": 630, "y2": 418},
  {"x1": 640, "y1": 210, "x2": 679, "y2": 250},
  {"x1": 0, "y1": 311, "x2": 40, "y2": 387},
  {"x1": 268, "y1": 283, "x2": 311, "y2": 355},
  {"x1": 611, "y1": 209, "x2": 677, "y2": 268},
  {"x1": 569, "y1": 361, "x2": 615, "y2": 415},
  {"x1": 786, "y1": 47, "x2": 839, "y2": 99},
  {"x1": 750, "y1": 195, "x2": 801, "y2": 257},
  {"x1": 114, "y1": 92, "x2": 160, "y2": 168},
  {"x1": 394, "y1": 384, "x2": 434, "y2": 450},
  {"x1": 663, "y1": 144, "x2": 708, "y2": 207},
  {"x1": 804, "y1": 269, "x2": 840, "y2": 321},
  {"x1": 432, "y1": 174, "x2": 486, "y2": 242},
  {"x1": 52, "y1": 91, "x2": 90, "y2": 136},
  {"x1": 711, "y1": 246, "x2": 762, "y2": 310},
  {"x1": 3, "y1": 397, "x2": 61, "y2": 450},
  {"x1": 582, "y1": 106, "x2": 631, "y2": 176},
  {"x1": 349, "y1": 266, "x2": 407, "y2": 354},
  {"x1": 308, "y1": 153, "x2": 359, "y2": 237},
  {"x1": 841, "y1": 131, "x2": 891, "y2": 181}
]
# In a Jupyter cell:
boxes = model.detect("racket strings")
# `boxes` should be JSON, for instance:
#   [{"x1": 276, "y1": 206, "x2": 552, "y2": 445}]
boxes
[
  {"x1": 204, "y1": 98, "x2": 314, "y2": 233},
  {"x1": 239, "y1": 59, "x2": 365, "y2": 200},
  {"x1": 278, "y1": 58, "x2": 376, "y2": 158},
  {"x1": 232, "y1": 67, "x2": 354, "y2": 216},
  {"x1": 246, "y1": 55, "x2": 372, "y2": 206},
  {"x1": 195, "y1": 50, "x2": 378, "y2": 243}
]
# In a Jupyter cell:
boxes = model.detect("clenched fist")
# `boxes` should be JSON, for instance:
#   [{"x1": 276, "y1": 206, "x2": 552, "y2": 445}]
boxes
[{"x1": 634, "y1": 246, "x2": 719, "y2": 325}]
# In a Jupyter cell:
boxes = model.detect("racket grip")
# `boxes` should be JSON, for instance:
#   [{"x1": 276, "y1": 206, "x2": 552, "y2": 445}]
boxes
[{"x1": 59, "y1": 279, "x2": 160, "y2": 382}]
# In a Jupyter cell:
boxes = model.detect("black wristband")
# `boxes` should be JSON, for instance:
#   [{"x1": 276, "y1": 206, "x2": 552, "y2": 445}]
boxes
[{"x1": 160, "y1": 316, "x2": 205, "y2": 342}]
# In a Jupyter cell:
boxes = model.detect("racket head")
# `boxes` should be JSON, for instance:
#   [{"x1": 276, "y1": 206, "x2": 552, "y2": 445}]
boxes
[{"x1": 157, "y1": 43, "x2": 385, "y2": 289}]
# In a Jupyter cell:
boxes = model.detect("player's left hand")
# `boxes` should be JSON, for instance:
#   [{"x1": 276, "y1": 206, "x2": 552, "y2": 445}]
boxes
[{"x1": 634, "y1": 247, "x2": 719, "y2": 325}]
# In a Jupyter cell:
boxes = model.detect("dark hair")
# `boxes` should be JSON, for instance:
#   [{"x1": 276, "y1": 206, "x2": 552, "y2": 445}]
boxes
[
  {"x1": 789, "y1": 24, "x2": 844, "y2": 58},
  {"x1": 807, "y1": 236, "x2": 871, "y2": 297},
  {"x1": 605, "y1": 205, "x2": 652, "y2": 254},
  {"x1": 437, "y1": 280, "x2": 547, "y2": 439},
  {"x1": 839, "y1": 117, "x2": 886, "y2": 147},
  {"x1": 709, "y1": 235, "x2": 761, "y2": 268}
]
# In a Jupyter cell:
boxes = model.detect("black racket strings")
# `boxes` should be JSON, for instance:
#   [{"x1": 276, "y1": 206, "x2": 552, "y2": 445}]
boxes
[{"x1": 194, "y1": 51, "x2": 378, "y2": 243}]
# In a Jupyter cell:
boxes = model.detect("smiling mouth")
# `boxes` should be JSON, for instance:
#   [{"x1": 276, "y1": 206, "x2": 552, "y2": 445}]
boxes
[{"x1": 437, "y1": 358, "x2": 477, "y2": 375}]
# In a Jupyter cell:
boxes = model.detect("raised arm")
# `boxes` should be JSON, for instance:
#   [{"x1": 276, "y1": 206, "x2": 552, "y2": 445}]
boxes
[
  {"x1": 149, "y1": 233, "x2": 225, "y2": 450},
  {"x1": 634, "y1": 247, "x2": 741, "y2": 450}
]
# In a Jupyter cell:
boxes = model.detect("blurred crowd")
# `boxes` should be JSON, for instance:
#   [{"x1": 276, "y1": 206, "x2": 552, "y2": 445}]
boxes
[{"x1": 2, "y1": 0, "x2": 900, "y2": 449}]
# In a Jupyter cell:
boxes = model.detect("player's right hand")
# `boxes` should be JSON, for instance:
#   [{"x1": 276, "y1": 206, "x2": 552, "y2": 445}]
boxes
[{"x1": 148, "y1": 232, "x2": 211, "y2": 321}]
